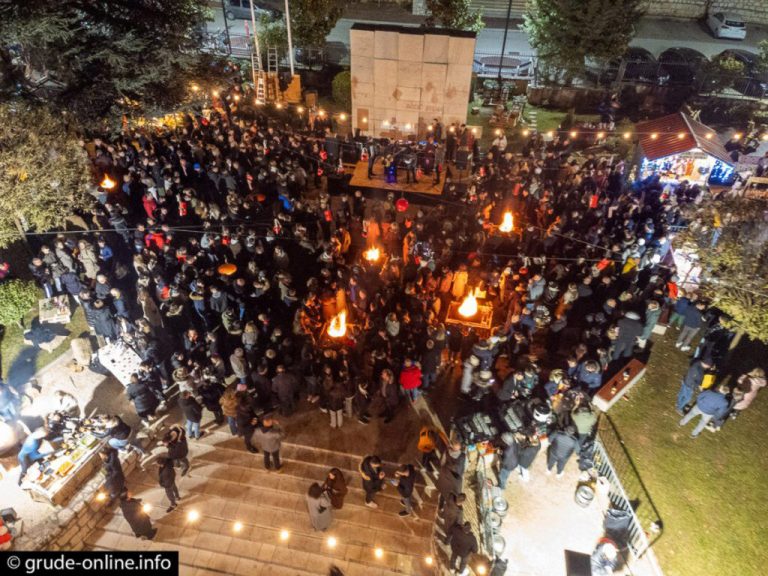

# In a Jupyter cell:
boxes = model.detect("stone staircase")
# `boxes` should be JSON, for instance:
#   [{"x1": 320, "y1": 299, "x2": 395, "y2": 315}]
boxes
[{"x1": 84, "y1": 428, "x2": 438, "y2": 576}]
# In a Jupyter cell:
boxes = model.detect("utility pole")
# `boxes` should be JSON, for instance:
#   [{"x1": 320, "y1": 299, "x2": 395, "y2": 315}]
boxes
[
  {"x1": 219, "y1": 0, "x2": 232, "y2": 55},
  {"x1": 497, "y1": 0, "x2": 514, "y2": 102},
  {"x1": 284, "y1": 0, "x2": 295, "y2": 77},
  {"x1": 248, "y1": 0, "x2": 262, "y2": 82}
]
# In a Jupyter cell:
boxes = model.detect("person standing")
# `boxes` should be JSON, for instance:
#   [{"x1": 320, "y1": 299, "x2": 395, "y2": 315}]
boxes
[
  {"x1": 306, "y1": 482, "x2": 333, "y2": 532},
  {"x1": 126, "y1": 373, "x2": 162, "y2": 424},
  {"x1": 251, "y1": 414, "x2": 284, "y2": 472},
  {"x1": 546, "y1": 425, "x2": 580, "y2": 478},
  {"x1": 179, "y1": 391, "x2": 203, "y2": 440},
  {"x1": 17, "y1": 428, "x2": 48, "y2": 485},
  {"x1": 100, "y1": 447, "x2": 126, "y2": 502},
  {"x1": 359, "y1": 454, "x2": 385, "y2": 509},
  {"x1": 119, "y1": 494, "x2": 157, "y2": 540},
  {"x1": 392, "y1": 463, "x2": 417, "y2": 517},
  {"x1": 731, "y1": 367, "x2": 766, "y2": 417},
  {"x1": 676, "y1": 301, "x2": 707, "y2": 352},
  {"x1": 440, "y1": 492, "x2": 466, "y2": 534},
  {"x1": 497, "y1": 432, "x2": 519, "y2": 491},
  {"x1": 157, "y1": 456, "x2": 181, "y2": 512},
  {"x1": 162, "y1": 424, "x2": 190, "y2": 477},
  {"x1": 676, "y1": 358, "x2": 712, "y2": 415},
  {"x1": 678, "y1": 384, "x2": 730, "y2": 438},
  {"x1": 399, "y1": 359, "x2": 423, "y2": 402},
  {"x1": 447, "y1": 522, "x2": 478, "y2": 575},
  {"x1": 272, "y1": 365, "x2": 298, "y2": 416},
  {"x1": 322, "y1": 468, "x2": 348, "y2": 510},
  {"x1": 236, "y1": 390, "x2": 260, "y2": 453}
]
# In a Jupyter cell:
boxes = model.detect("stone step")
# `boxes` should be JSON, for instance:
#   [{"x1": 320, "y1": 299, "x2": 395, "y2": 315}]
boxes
[
  {"x1": 89, "y1": 505, "x2": 432, "y2": 575},
  {"x1": 198, "y1": 428, "x2": 427, "y2": 481},
  {"x1": 131, "y1": 455, "x2": 437, "y2": 525},
  {"x1": 185, "y1": 434, "x2": 431, "y2": 495},
  {"x1": 120, "y1": 476, "x2": 434, "y2": 548}
]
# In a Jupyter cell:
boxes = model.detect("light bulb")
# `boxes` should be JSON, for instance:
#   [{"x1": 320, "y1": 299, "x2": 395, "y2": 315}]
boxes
[
  {"x1": 279, "y1": 529, "x2": 290, "y2": 541},
  {"x1": 374, "y1": 548, "x2": 384, "y2": 559},
  {"x1": 327, "y1": 536, "x2": 337, "y2": 548},
  {"x1": 187, "y1": 509, "x2": 200, "y2": 522},
  {"x1": 233, "y1": 521, "x2": 243, "y2": 533}
]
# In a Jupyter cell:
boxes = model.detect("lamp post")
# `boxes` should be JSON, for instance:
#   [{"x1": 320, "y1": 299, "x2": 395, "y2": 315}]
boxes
[{"x1": 496, "y1": 0, "x2": 514, "y2": 102}]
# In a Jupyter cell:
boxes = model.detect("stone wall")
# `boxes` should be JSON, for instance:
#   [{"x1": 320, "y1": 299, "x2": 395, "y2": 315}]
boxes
[
  {"x1": 643, "y1": 0, "x2": 768, "y2": 24},
  {"x1": 14, "y1": 452, "x2": 138, "y2": 552}
]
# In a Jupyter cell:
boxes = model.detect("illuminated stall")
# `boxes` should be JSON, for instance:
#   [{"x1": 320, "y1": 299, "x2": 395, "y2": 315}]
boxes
[{"x1": 635, "y1": 113, "x2": 735, "y2": 186}]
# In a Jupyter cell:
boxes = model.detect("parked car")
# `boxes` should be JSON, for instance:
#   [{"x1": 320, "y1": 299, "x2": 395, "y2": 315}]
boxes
[
  {"x1": 224, "y1": 0, "x2": 280, "y2": 20},
  {"x1": 587, "y1": 47, "x2": 670, "y2": 85},
  {"x1": 658, "y1": 47, "x2": 707, "y2": 85},
  {"x1": 717, "y1": 49, "x2": 768, "y2": 98},
  {"x1": 706, "y1": 12, "x2": 747, "y2": 40}
]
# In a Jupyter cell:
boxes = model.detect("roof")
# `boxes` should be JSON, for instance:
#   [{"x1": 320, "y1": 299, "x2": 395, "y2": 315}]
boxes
[
  {"x1": 350, "y1": 23, "x2": 476, "y2": 38},
  {"x1": 636, "y1": 113, "x2": 733, "y2": 165}
]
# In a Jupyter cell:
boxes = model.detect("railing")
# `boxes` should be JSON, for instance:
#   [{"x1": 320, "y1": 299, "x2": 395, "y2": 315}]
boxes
[{"x1": 594, "y1": 415, "x2": 664, "y2": 560}]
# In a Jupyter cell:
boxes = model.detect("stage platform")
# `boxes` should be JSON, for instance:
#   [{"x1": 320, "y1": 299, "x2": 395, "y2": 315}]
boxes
[{"x1": 348, "y1": 160, "x2": 446, "y2": 196}]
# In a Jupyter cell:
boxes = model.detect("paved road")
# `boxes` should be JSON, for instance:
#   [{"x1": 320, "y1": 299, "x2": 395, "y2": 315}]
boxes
[{"x1": 207, "y1": 9, "x2": 768, "y2": 64}]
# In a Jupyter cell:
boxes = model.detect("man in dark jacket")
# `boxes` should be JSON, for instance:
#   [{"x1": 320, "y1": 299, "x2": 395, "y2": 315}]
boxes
[
  {"x1": 236, "y1": 390, "x2": 260, "y2": 453},
  {"x1": 676, "y1": 358, "x2": 713, "y2": 415},
  {"x1": 359, "y1": 454, "x2": 385, "y2": 508},
  {"x1": 679, "y1": 384, "x2": 730, "y2": 438},
  {"x1": 162, "y1": 425, "x2": 190, "y2": 476},
  {"x1": 497, "y1": 433, "x2": 519, "y2": 490},
  {"x1": 119, "y1": 494, "x2": 156, "y2": 540},
  {"x1": 157, "y1": 456, "x2": 181, "y2": 512},
  {"x1": 420, "y1": 339, "x2": 441, "y2": 392},
  {"x1": 393, "y1": 463, "x2": 417, "y2": 517},
  {"x1": 179, "y1": 391, "x2": 203, "y2": 440},
  {"x1": 100, "y1": 447, "x2": 125, "y2": 501},
  {"x1": 612, "y1": 311, "x2": 643, "y2": 360},
  {"x1": 126, "y1": 373, "x2": 162, "y2": 423},
  {"x1": 546, "y1": 425, "x2": 580, "y2": 477},
  {"x1": 676, "y1": 301, "x2": 706, "y2": 352},
  {"x1": 271, "y1": 365, "x2": 298, "y2": 416},
  {"x1": 447, "y1": 522, "x2": 478, "y2": 574}
]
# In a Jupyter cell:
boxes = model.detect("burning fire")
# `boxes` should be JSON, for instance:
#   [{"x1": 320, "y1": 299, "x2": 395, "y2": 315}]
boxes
[
  {"x1": 100, "y1": 175, "x2": 116, "y2": 189},
  {"x1": 458, "y1": 289, "x2": 479, "y2": 318},
  {"x1": 327, "y1": 310, "x2": 347, "y2": 338},
  {"x1": 499, "y1": 212, "x2": 514, "y2": 233},
  {"x1": 364, "y1": 247, "x2": 380, "y2": 262}
]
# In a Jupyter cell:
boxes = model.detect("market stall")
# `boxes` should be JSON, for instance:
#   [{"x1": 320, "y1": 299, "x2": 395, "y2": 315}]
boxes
[
  {"x1": 634, "y1": 112, "x2": 735, "y2": 186},
  {"x1": 23, "y1": 429, "x2": 104, "y2": 507}
]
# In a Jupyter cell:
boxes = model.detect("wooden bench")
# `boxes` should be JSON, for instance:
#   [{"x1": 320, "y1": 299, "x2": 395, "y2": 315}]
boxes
[{"x1": 593, "y1": 358, "x2": 647, "y2": 412}]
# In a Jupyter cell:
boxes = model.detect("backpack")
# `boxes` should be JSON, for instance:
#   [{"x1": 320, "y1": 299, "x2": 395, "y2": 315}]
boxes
[{"x1": 418, "y1": 426, "x2": 436, "y2": 453}]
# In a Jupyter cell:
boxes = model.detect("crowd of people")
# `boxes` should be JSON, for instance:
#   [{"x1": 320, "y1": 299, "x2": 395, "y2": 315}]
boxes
[{"x1": 16, "y1": 85, "x2": 766, "y2": 570}]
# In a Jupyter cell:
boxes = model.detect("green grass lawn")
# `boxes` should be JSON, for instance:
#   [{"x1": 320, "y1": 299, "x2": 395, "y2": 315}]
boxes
[
  {"x1": 1, "y1": 306, "x2": 90, "y2": 385},
  {"x1": 609, "y1": 330, "x2": 768, "y2": 576}
]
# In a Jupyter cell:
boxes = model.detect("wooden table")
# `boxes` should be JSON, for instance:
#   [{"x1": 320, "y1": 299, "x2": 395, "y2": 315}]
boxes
[
  {"x1": 593, "y1": 358, "x2": 647, "y2": 412},
  {"x1": 25, "y1": 433, "x2": 104, "y2": 507}
]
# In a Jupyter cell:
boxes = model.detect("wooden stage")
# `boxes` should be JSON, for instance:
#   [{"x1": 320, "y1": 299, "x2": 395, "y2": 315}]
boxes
[{"x1": 347, "y1": 160, "x2": 446, "y2": 197}]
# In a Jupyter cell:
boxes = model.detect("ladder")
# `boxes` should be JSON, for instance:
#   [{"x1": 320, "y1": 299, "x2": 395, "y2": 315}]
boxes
[{"x1": 267, "y1": 46, "x2": 279, "y2": 75}]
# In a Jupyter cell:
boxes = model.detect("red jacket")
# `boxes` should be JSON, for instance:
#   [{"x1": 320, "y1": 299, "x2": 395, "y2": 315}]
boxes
[{"x1": 399, "y1": 365, "x2": 422, "y2": 390}]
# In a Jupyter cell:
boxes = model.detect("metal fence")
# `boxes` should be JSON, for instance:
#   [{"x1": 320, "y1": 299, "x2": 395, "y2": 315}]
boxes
[{"x1": 594, "y1": 415, "x2": 664, "y2": 560}]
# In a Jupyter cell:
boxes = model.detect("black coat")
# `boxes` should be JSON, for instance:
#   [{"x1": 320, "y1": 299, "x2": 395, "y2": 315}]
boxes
[
  {"x1": 120, "y1": 497, "x2": 154, "y2": 538},
  {"x1": 91, "y1": 306, "x2": 118, "y2": 339},
  {"x1": 548, "y1": 430, "x2": 579, "y2": 461},
  {"x1": 179, "y1": 395, "x2": 203, "y2": 423},
  {"x1": 126, "y1": 381, "x2": 160, "y2": 416},
  {"x1": 448, "y1": 524, "x2": 478, "y2": 557},
  {"x1": 158, "y1": 460, "x2": 176, "y2": 488},
  {"x1": 103, "y1": 450, "x2": 125, "y2": 498},
  {"x1": 198, "y1": 381, "x2": 224, "y2": 411},
  {"x1": 165, "y1": 427, "x2": 189, "y2": 460}
]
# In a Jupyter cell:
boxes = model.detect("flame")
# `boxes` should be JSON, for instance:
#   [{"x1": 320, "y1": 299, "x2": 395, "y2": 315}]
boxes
[
  {"x1": 499, "y1": 212, "x2": 513, "y2": 233},
  {"x1": 458, "y1": 289, "x2": 479, "y2": 318},
  {"x1": 327, "y1": 310, "x2": 347, "y2": 338},
  {"x1": 100, "y1": 175, "x2": 116, "y2": 189},
  {"x1": 364, "y1": 247, "x2": 380, "y2": 262}
]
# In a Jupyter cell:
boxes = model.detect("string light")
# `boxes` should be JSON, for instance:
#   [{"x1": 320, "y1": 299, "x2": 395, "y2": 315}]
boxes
[
  {"x1": 424, "y1": 556, "x2": 434, "y2": 566},
  {"x1": 495, "y1": 129, "x2": 502, "y2": 136},
  {"x1": 374, "y1": 548, "x2": 384, "y2": 559},
  {"x1": 187, "y1": 510, "x2": 200, "y2": 522},
  {"x1": 190, "y1": 84, "x2": 199, "y2": 92},
  {"x1": 142, "y1": 503, "x2": 152, "y2": 514},
  {"x1": 762, "y1": 134, "x2": 768, "y2": 141},
  {"x1": 326, "y1": 536, "x2": 337, "y2": 548},
  {"x1": 212, "y1": 90, "x2": 219, "y2": 98},
  {"x1": 546, "y1": 130, "x2": 553, "y2": 138},
  {"x1": 405, "y1": 123, "x2": 412, "y2": 130},
  {"x1": 339, "y1": 113, "x2": 347, "y2": 121},
  {"x1": 477, "y1": 565, "x2": 488, "y2": 575},
  {"x1": 569, "y1": 130, "x2": 577, "y2": 138},
  {"x1": 96, "y1": 492, "x2": 106, "y2": 502},
  {"x1": 382, "y1": 120, "x2": 390, "y2": 127},
  {"x1": 318, "y1": 110, "x2": 326, "y2": 117},
  {"x1": 522, "y1": 129, "x2": 530, "y2": 136},
  {"x1": 650, "y1": 133, "x2": 658, "y2": 140},
  {"x1": 623, "y1": 132, "x2": 631, "y2": 139},
  {"x1": 279, "y1": 529, "x2": 290, "y2": 541},
  {"x1": 233, "y1": 94, "x2": 240, "y2": 102},
  {"x1": 275, "y1": 103, "x2": 283, "y2": 109},
  {"x1": 428, "y1": 124, "x2": 434, "y2": 131},
  {"x1": 677, "y1": 132, "x2": 686, "y2": 139},
  {"x1": 471, "y1": 127, "x2": 477, "y2": 134},
  {"x1": 297, "y1": 106, "x2": 304, "y2": 113},
  {"x1": 596, "y1": 131, "x2": 605, "y2": 139},
  {"x1": 255, "y1": 99, "x2": 263, "y2": 106},
  {"x1": 362, "y1": 117, "x2": 368, "y2": 123},
  {"x1": 733, "y1": 133, "x2": 742, "y2": 140},
  {"x1": 705, "y1": 133, "x2": 714, "y2": 139},
  {"x1": 233, "y1": 521, "x2": 243, "y2": 533}
]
